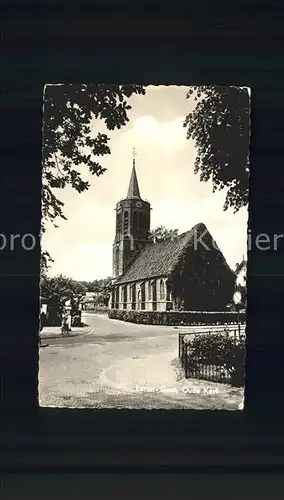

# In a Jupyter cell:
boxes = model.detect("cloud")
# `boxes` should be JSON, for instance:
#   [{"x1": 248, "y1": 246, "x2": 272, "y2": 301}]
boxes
[{"x1": 43, "y1": 85, "x2": 248, "y2": 280}]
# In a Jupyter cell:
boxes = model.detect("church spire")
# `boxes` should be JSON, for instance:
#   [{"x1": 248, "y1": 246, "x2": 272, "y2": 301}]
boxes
[{"x1": 127, "y1": 148, "x2": 141, "y2": 199}]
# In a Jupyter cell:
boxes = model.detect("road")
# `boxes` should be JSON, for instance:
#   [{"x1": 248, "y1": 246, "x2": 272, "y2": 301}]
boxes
[{"x1": 39, "y1": 313, "x2": 244, "y2": 410}]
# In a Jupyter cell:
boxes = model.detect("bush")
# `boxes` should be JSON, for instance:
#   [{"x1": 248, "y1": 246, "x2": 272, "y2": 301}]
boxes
[
  {"x1": 108, "y1": 309, "x2": 246, "y2": 326},
  {"x1": 182, "y1": 331, "x2": 246, "y2": 386},
  {"x1": 94, "y1": 305, "x2": 109, "y2": 314}
]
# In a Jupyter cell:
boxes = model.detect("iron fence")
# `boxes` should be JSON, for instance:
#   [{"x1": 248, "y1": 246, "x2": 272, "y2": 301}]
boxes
[{"x1": 178, "y1": 325, "x2": 246, "y2": 385}]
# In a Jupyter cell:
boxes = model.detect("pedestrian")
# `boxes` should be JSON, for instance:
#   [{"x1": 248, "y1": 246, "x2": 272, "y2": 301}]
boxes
[
  {"x1": 39, "y1": 311, "x2": 46, "y2": 347},
  {"x1": 61, "y1": 309, "x2": 69, "y2": 336}
]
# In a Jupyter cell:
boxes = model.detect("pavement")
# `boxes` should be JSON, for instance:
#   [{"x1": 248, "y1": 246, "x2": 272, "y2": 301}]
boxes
[
  {"x1": 40, "y1": 324, "x2": 93, "y2": 340},
  {"x1": 39, "y1": 313, "x2": 244, "y2": 410}
]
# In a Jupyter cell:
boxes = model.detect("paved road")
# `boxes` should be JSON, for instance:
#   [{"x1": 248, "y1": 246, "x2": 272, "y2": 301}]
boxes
[
  {"x1": 39, "y1": 313, "x2": 244, "y2": 410},
  {"x1": 43, "y1": 314, "x2": 245, "y2": 347}
]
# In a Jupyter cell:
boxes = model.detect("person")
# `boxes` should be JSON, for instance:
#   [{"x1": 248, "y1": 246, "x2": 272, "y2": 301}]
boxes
[
  {"x1": 39, "y1": 311, "x2": 46, "y2": 347},
  {"x1": 61, "y1": 309, "x2": 69, "y2": 336}
]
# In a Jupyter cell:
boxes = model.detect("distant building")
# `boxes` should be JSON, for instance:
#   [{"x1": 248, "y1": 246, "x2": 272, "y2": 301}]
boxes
[
  {"x1": 109, "y1": 155, "x2": 235, "y2": 313},
  {"x1": 234, "y1": 258, "x2": 247, "y2": 309},
  {"x1": 81, "y1": 292, "x2": 98, "y2": 311},
  {"x1": 235, "y1": 259, "x2": 247, "y2": 287}
]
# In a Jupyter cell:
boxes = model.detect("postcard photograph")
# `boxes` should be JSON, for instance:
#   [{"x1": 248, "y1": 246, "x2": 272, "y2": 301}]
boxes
[{"x1": 39, "y1": 84, "x2": 250, "y2": 410}]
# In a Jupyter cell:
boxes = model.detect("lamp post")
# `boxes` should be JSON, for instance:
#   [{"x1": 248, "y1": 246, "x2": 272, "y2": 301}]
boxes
[{"x1": 233, "y1": 291, "x2": 242, "y2": 336}]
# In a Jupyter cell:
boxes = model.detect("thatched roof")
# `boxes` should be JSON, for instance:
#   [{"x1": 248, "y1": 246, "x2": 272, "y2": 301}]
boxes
[{"x1": 114, "y1": 222, "x2": 233, "y2": 285}]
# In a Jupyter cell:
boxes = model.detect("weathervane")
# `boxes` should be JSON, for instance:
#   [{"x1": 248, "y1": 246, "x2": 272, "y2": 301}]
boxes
[{"x1": 132, "y1": 147, "x2": 137, "y2": 167}]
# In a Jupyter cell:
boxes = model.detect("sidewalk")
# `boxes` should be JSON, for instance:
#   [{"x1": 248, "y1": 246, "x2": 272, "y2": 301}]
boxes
[{"x1": 40, "y1": 325, "x2": 93, "y2": 339}]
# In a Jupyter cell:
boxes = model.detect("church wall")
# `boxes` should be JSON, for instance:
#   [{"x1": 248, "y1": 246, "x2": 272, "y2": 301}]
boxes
[{"x1": 109, "y1": 276, "x2": 176, "y2": 312}]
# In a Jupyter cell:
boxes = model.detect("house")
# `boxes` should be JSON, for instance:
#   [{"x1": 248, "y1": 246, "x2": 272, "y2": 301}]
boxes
[
  {"x1": 81, "y1": 292, "x2": 98, "y2": 311},
  {"x1": 235, "y1": 258, "x2": 247, "y2": 287},
  {"x1": 109, "y1": 157, "x2": 236, "y2": 313},
  {"x1": 234, "y1": 258, "x2": 247, "y2": 309}
]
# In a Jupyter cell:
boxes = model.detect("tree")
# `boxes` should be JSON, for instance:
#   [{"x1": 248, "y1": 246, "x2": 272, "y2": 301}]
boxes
[
  {"x1": 77, "y1": 277, "x2": 112, "y2": 294},
  {"x1": 41, "y1": 274, "x2": 88, "y2": 318},
  {"x1": 91, "y1": 278, "x2": 113, "y2": 306},
  {"x1": 183, "y1": 86, "x2": 250, "y2": 213},
  {"x1": 41, "y1": 84, "x2": 146, "y2": 272},
  {"x1": 149, "y1": 225, "x2": 179, "y2": 243}
]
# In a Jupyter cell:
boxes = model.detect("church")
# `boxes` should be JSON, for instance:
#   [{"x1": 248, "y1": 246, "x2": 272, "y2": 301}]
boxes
[{"x1": 109, "y1": 156, "x2": 236, "y2": 313}]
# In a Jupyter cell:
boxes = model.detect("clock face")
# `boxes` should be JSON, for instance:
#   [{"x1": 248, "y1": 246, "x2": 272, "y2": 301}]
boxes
[
  {"x1": 233, "y1": 291, "x2": 242, "y2": 304},
  {"x1": 136, "y1": 201, "x2": 142, "y2": 207}
]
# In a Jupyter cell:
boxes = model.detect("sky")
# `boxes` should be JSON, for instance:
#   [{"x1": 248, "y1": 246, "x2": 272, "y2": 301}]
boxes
[{"x1": 42, "y1": 85, "x2": 249, "y2": 281}]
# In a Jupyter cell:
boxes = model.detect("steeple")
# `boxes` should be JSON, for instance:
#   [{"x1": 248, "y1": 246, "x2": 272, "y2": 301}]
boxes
[
  {"x1": 112, "y1": 147, "x2": 151, "y2": 278},
  {"x1": 127, "y1": 148, "x2": 141, "y2": 199}
]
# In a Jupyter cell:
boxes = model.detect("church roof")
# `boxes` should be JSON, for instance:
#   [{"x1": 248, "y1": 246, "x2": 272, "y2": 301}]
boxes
[
  {"x1": 127, "y1": 165, "x2": 141, "y2": 199},
  {"x1": 114, "y1": 223, "x2": 233, "y2": 285}
]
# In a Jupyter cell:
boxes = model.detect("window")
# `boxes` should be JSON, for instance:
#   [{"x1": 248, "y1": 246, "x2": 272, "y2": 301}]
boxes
[
  {"x1": 160, "y1": 279, "x2": 165, "y2": 300},
  {"x1": 123, "y1": 211, "x2": 129, "y2": 234},
  {"x1": 117, "y1": 210, "x2": 122, "y2": 234},
  {"x1": 123, "y1": 285, "x2": 127, "y2": 309},
  {"x1": 148, "y1": 282, "x2": 151, "y2": 300},
  {"x1": 131, "y1": 283, "x2": 136, "y2": 310},
  {"x1": 141, "y1": 282, "x2": 146, "y2": 310},
  {"x1": 115, "y1": 288, "x2": 119, "y2": 309}
]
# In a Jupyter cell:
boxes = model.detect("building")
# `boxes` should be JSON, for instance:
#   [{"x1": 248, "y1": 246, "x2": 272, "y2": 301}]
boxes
[
  {"x1": 234, "y1": 258, "x2": 247, "y2": 309},
  {"x1": 109, "y1": 156, "x2": 236, "y2": 313},
  {"x1": 235, "y1": 258, "x2": 247, "y2": 287},
  {"x1": 81, "y1": 292, "x2": 98, "y2": 311}
]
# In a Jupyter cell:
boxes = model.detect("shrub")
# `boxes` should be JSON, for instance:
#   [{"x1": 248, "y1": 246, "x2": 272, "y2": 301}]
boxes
[
  {"x1": 108, "y1": 309, "x2": 246, "y2": 326},
  {"x1": 182, "y1": 331, "x2": 246, "y2": 386},
  {"x1": 94, "y1": 305, "x2": 109, "y2": 314}
]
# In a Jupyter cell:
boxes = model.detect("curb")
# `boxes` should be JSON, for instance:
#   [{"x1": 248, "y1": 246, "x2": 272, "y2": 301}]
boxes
[{"x1": 41, "y1": 326, "x2": 93, "y2": 340}]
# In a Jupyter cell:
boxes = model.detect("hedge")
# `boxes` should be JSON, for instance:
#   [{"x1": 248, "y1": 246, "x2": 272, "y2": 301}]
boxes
[{"x1": 108, "y1": 309, "x2": 246, "y2": 326}]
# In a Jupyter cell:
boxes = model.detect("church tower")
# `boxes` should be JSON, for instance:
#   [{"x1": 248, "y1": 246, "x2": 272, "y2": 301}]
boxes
[{"x1": 112, "y1": 149, "x2": 151, "y2": 278}]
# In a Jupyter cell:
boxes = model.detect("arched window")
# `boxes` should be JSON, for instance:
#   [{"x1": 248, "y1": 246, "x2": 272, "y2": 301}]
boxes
[
  {"x1": 148, "y1": 282, "x2": 152, "y2": 300},
  {"x1": 141, "y1": 281, "x2": 146, "y2": 310},
  {"x1": 115, "y1": 287, "x2": 119, "y2": 309},
  {"x1": 160, "y1": 279, "x2": 165, "y2": 300},
  {"x1": 151, "y1": 280, "x2": 157, "y2": 311},
  {"x1": 123, "y1": 211, "x2": 129, "y2": 234},
  {"x1": 137, "y1": 290, "x2": 141, "y2": 310},
  {"x1": 131, "y1": 283, "x2": 136, "y2": 310},
  {"x1": 123, "y1": 285, "x2": 127, "y2": 309},
  {"x1": 116, "y1": 210, "x2": 122, "y2": 234}
]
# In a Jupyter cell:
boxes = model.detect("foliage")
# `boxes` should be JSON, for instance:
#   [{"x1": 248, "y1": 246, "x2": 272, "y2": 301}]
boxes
[
  {"x1": 78, "y1": 277, "x2": 112, "y2": 305},
  {"x1": 149, "y1": 225, "x2": 179, "y2": 243},
  {"x1": 184, "y1": 86, "x2": 250, "y2": 213},
  {"x1": 108, "y1": 309, "x2": 246, "y2": 326},
  {"x1": 93, "y1": 305, "x2": 109, "y2": 314},
  {"x1": 168, "y1": 224, "x2": 236, "y2": 311},
  {"x1": 41, "y1": 84, "x2": 146, "y2": 271},
  {"x1": 77, "y1": 277, "x2": 112, "y2": 294},
  {"x1": 41, "y1": 274, "x2": 88, "y2": 316},
  {"x1": 182, "y1": 331, "x2": 246, "y2": 386}
]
